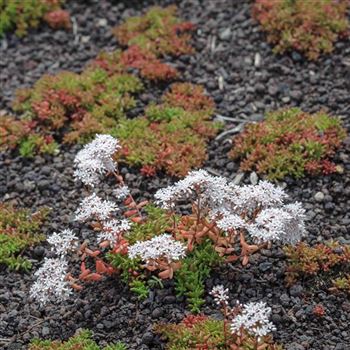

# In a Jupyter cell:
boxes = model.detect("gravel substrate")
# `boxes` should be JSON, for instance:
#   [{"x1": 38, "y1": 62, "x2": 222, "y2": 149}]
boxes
[{"x1": 0, "y1": 1, "x2": 349, "y2": 349}]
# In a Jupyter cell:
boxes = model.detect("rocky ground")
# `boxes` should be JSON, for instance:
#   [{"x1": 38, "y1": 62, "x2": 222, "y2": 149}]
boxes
[{"x1": 0, "y1": 0, "x2": 349, "y2": 349}]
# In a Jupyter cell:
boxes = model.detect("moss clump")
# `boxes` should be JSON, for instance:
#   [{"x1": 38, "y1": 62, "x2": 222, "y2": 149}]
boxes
[
  {"x1": 29, "y1": 329, "x2": 127, "y2": 350},
  {"x1": 229, "y1": 108, "x2": 346, "y2": 180},
  {"x1": 0, "y1": 204, "x2": 49, "y2": 271},
  {"x1": 253, "y1": 0, "x2": 349, "y2": 60}
]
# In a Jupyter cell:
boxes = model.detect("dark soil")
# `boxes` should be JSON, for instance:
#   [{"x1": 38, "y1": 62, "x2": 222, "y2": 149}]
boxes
[{"x1": 0, "y1": 1, "x2": 349, "y2": 349}]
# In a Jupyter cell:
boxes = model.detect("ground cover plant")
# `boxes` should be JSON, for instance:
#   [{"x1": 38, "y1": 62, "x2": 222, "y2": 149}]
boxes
[
  {"x1": 252, "y1": 0, "x2": 349, "y2": 60},
  {"x1": 0, "y1": 203, "x2": 49, "y2": 271},
  {"x1": 285, "y1": 241, "x2": 350, "y2": 294},
  {"x1": 229, "y1": 108, "x2": 346, "y2": 180},
  {"x1": 156, "y1": 286, "x2": 281, "y2": 349},
  {"x1": 113, "y1": 5, "x2": 194, "y2": 57},
  {"x1": 0, "y1": 0, "x2": 70, "y2": 37},
  {"x1": 30, "y1": 135, "x2": 306, "y2": 313},
  {"x1": 0, "y1": 6, "x2": 216, "y2": 176},
  {"x1": 29, "y1": 329, "x2": 126, "y2": 350}
]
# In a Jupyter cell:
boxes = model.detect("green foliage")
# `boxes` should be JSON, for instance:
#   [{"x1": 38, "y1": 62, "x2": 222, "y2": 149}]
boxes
[
  {"x1": 114, "y1": 83, "x2": 219, "y2": 177},
  {"x1": 175, "y1": 240, "x2": 223, "y2": 313},
  {"x1": 107, "y1": 251, "x2": 141, "y2": 283},
  {"x1": 129, "y1": 279, "x2": 150, "y2": 300},
  {"x1": 125, "y1": 205, "x2": 177, "y2": 244},
  {"x1": 0, "y1": 0, "x2": 66, "y2": 37},
  {"x1": 29, "y1": 329, "x2": 127, "y2": 350},
  {"x1": 0, "y1": 204, "x2": 49, "y2": 271},
  {"x1": 155, "y1": 317, "x2": 225, "y2": 350},
  {"x1": 113, "y1": 5, "x2": 194, "y2": 57},
  {"x1": 253, "y1": 0, "x2": 349, "y2": 60},
  {"x1": 230, "y1": 108, "x2": 346, "y2": 180}
]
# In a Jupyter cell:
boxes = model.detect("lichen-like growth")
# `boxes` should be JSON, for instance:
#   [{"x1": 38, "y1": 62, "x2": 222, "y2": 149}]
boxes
[
  {"x1": 29, "y1": 329, "x2": 127, "y2": 350},
  {"x1": 0, "y1": 0, "x2": 69, "y2": 37},
  {"x1": 253, "y1": 0, "x2": 349, "y2": 60},
  {"x1": 229, "y1": 108, "x2": 346, "y2": 180},
  {"x1": 113, "y1": 5, "x2": 195, "y2": 57},
  {"x1": 285, "y1": 241, "x2": 350, "y2": 293},
  {"x1": 0, "y1": 203, "x2": 49, "y2": 271}
]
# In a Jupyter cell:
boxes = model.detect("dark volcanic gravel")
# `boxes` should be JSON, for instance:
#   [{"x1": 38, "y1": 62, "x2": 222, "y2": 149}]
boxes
[{"x1": 0, "y1": 0, "x2": 349, "y2": 349}]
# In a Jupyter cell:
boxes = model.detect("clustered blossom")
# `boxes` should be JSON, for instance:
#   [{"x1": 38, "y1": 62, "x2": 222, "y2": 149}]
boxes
[
  {"x1": 74, "y1": 134, "x2": 120, "y2": 187},
  {"x1": 154, "y1": 169, "x2": 229, "y2": 210},
  {"x1": 248, "y1": 203, "x2": 306, "y2": 244},
  {"x1": 231, "y1": 301, "x2": 276, "y2": 338},
  {"x1": 75, "y1": 193, "x2": 118, "y2": 222},
  {"x1": 113, "y1": 185, "x2": 130, "y2": 200},
  {"x1": 210, "y1": 285, "x2": 229, "y2": 306},
  {"x1": 155, "y1": 170, "x2": 306, "y2": 245},
  {"x1": 128, "y1": 234, "x2": 187, "y2": 262},
  {"x1": 30, "y1": 258, "x2": 72, "y2": 306},
  {"x1": 98, "y1": 219, "x2": 131, "y2": 245},
  {"x1": 47, "y1": 229, "x2": 78, "y2": 256}
]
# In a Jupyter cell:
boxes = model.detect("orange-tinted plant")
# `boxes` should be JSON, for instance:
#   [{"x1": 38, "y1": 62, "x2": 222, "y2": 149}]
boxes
[
  {"x1": 285, "y1": 241, "x2": 350, "y2": 286},
  {"x1": 44, "y1": 9, "x2": 71, "y2": 29},
  {"x1": 230, "y1": 108, "x2": 346, "y2": 180},
  {"x1": 253, "y1": 0, "x2": 349, "y2": 60}
]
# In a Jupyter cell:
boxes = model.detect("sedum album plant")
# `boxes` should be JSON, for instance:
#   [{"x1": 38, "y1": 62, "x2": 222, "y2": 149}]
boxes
[
  {"x1": 252, "y1": 0, "x2": 349, "y2": 60},
  {"x1": 155, "y1": 285, "x2": 281, "y2": 349},
  {"x1": 0, "y1": 0, "x2": 70, "y2": 37},
  {"x1": 229, "y1": 108, "x2": 346, "y2": 180},
  {"x1": 30, "y1": 135, "x2": 306, "y2": 311}
]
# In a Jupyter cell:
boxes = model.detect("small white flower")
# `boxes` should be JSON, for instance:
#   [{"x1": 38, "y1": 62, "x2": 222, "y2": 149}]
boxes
[
  {"x1": 216, "y1": 214, "x2": 246, "y2": 232},
  {"x1": 128, "y1": 234, "x2": 186, "y2": 262},
  {"x1": 75, "y1": 193, "x2": 118, "y2": 222},
  {"x1": 231, "y1": 301, "x2": 276, "y2": 338},
  {"x1": 113, "y1": 185, "x2": 130, "y2": 200},
  {"x1": 210, "y1": 285, "x2": 229, "y2": 306},
  {"x1": 47, "y1": 229, "x2": 78, "y2": 256},
  {"x1": 74, "y1": 134, "x2": 120, "y2": 187},
  {"x1": 30, "y1": 258, "x2": 72, "y2": 306},
  {"x1": 97, "y1": 219, "x2": 131, "y2": 245},
  {"x1": 248, "y1": 202, "x2": 306, "y2": 244}
]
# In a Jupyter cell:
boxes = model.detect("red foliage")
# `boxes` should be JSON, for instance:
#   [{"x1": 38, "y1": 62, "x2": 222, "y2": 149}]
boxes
[
  {"x1": 313, "y1": 304, "x2": 325, "y2": 317},
  {"x1": 182, "y1": 314, "x2": 208, "y2": 328},
  {"x1": 121, "y1": 46, "x2": 178, "y2": 81},
  {"x1": 140, "y1": 164, "x2": 157, "y2": 177},
  {"x1": 163, "y1": 83, "x2": 215, "y2": 113},
  {"x1": 44, "y1": 9, "x2": 71, "y2": 30}
]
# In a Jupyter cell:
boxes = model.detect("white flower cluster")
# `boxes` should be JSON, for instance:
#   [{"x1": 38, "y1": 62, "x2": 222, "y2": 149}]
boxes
[
  {"x1": 74, "y1": 134, "x2": 120, "y2": 187},
  {"x1": 155, "y1": 170, "x2": 306, "y2": 244},
  {"x1": 98, "y1": 219, "x2": 131, "y2": 245},
  {"x1": 30, "y1": 258, "x2": 72, "y2": 306},
  {"x1": 30, "y1": 229, "x2": 78, "y2": 306},
  {"x1": 210, "y1": 285, "x2": 229, "y2": 306},
  {"x1": 114, "y1": 185, "x2": 130, "y2": 200},
  {"x1": 75, "y1": 193, "x2": 118, "y2": 222},
  {"x1": 47, "y1": 229, "x2": 78, "y2": 256},
  {"x1": 128, "y1": 234, "x2": 187, "y2": 262},
  {"x1": 231, "y1": 301, "x2": 276, "y2": 338}
]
